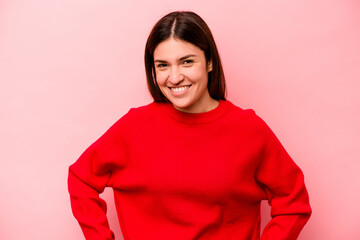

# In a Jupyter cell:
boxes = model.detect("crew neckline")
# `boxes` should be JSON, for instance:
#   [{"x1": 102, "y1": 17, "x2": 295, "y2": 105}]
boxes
[{"x1": 158, "y1": 100, "x2": 231, "y2": 125}]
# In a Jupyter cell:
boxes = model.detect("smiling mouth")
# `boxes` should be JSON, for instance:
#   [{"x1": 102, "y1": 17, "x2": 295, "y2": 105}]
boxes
[{"x1": 169, "y1": 85, "x2": 192, "y2": 93}]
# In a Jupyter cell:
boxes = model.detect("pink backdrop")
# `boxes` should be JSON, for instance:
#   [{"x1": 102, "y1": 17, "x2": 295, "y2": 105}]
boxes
[{"x1": 1, "y1": 0, "x2": 359, "y2": 239}]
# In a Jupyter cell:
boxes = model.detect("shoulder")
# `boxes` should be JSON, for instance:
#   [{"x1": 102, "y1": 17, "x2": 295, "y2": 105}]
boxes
[
  {"x1": 109, "y1": 102, "x2": 159, "y2": 130},
  {"x1": 127, "y1": 102, "x2": 161, "y2": 118},
  {"x1": 82, "y1": 102, "x2": 161, "y2": 153},
  {"x1": 224, "y1": 100, "x2": 260, "y2": 124},
  {"x1": 224, "y1": 100, "x2": 272, "y2": 136},
  {"x1": 120, "y1": 101, "x2": 165, "y2": 127}
]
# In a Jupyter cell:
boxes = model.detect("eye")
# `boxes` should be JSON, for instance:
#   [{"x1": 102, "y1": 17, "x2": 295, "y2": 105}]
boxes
[
  {"x1": 182, "y1": 59, "x2": 194, "y2": 66},
  {"x1": 156, "y1": 63, "x2": 168, "y2": 69}
]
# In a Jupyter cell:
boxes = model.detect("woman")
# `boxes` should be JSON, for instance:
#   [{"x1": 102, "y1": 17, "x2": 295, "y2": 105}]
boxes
[{"x1": 68, "y1": 11, "x2": 311, "y2": 240}]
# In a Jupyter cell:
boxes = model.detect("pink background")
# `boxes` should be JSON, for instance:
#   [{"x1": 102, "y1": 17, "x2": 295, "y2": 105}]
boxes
[{"x1": 1, "y1": 0, "x2": 359, "y2": 239}]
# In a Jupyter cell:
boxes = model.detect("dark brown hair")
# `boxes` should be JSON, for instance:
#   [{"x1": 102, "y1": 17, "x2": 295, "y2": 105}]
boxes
[{"x1": 145, "y1": 11, "x2": 226, "y2": 102}]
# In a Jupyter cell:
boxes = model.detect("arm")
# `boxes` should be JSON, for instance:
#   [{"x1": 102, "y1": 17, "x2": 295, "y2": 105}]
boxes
[
  {"x1": 68, "y1": 173, "x2": 114, "y2": 240},
  {"x1": 68, "y1": 112, "x2": 132, "y2": 240},
  {"x1": 253, "y1": 114, "x2": 312, "y2": 240}
]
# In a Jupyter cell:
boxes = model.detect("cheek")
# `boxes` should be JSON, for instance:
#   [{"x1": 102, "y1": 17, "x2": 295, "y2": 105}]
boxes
[
  {"x1": 186, "y1": 66, "x2": 208, "y2": 84},
  {"x1": 155, "y1": 71, "x2": 167, "y2": 85}
]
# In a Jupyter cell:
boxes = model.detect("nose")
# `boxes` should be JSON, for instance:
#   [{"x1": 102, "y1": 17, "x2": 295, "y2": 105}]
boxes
[{"x1": 168, "y1": 67, "x2": 184, "y2": 85}]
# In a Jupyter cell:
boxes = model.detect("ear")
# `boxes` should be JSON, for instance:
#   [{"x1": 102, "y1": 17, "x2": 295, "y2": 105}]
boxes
[{"x1": 207, "y1": 60, "x2": 213, "y2": 72}]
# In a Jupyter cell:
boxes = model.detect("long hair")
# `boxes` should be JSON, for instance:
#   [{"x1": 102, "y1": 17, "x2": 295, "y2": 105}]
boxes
[{"x1": 145, "y1": 11, "x2": 226, "y2": 102}]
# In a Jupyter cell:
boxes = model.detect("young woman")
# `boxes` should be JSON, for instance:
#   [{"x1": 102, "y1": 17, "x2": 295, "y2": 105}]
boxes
[{"x1": 68, "y1": 11, "x2": 311, "y2": 240}]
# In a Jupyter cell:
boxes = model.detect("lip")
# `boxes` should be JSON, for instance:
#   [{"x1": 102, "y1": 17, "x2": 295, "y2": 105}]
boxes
[{"x1": 168, "y1": 84, "x2": 192, "y2": 96}]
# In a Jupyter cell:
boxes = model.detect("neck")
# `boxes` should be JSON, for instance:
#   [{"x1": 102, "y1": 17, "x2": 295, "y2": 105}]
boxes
[{"x1": 174, "y1": 98, "x2": 219, "y2": 113}]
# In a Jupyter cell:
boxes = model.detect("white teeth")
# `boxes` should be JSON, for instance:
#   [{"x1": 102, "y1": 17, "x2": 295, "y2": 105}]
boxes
[{"x1": 171, "y1": 86, "x2": 190, "y2": 92}]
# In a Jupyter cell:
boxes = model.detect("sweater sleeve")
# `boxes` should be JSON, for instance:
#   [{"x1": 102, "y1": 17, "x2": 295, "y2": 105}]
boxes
[
  {"x1": 252, "y1": 113, "x2": 312, "y2": 240},
  {"x1": 68, "y1": 111, "x2": 132, "y2": 240}
]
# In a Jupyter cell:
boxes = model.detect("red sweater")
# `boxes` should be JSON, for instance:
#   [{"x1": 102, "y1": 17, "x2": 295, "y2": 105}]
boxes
[{"x1": 68, "y1": 100, "x2": 311, "y2": 240}]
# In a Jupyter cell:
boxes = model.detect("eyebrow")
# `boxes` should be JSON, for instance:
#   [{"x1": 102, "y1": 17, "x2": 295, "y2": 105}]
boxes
[
  {"x1": 154, "y1": 54, "x2": 197, "y2": 63},
  {"x1": 179, "y1": 54, "x2": 197, "y2": 61}
]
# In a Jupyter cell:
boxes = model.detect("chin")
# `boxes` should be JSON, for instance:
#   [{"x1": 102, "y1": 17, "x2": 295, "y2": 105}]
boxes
[
  {"x1": 172, "y1": 101, "x2": 192, "y2": 109},
  {"x1": 172, "y1": 100, "x2": 197, "y2": 112}
]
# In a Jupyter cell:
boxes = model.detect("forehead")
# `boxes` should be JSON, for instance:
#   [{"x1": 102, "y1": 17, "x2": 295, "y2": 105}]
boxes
[{"x1": 153, "y1": 38, "x2": 204, "y2": 60}]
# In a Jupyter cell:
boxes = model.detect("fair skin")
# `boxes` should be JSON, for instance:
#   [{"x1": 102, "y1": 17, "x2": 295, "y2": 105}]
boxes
[{"x1": 153, "y1": 38, "x2": 219, "y2": 113}]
